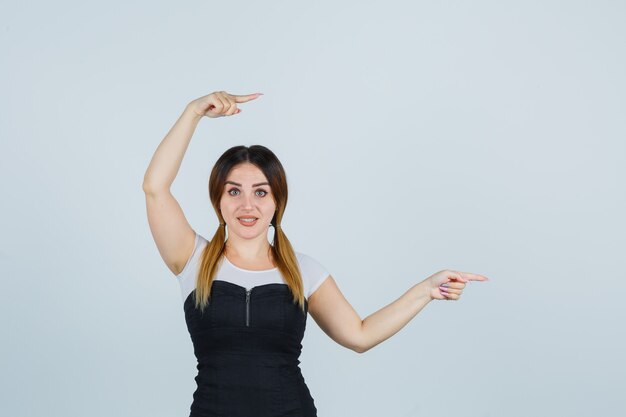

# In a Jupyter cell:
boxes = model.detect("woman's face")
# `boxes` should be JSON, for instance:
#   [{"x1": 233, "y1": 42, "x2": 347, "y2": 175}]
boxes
[{"x1": 220, "y1": 162, "x2": 276, "y2": 239}]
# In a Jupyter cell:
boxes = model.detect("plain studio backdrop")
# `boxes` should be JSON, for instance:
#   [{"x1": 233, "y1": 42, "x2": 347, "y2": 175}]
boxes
[{"x1": 1, "y1": 1, "x2": 624, "y2": 416}]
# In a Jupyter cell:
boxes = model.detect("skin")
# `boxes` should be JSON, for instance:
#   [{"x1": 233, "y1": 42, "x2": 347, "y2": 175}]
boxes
[
  {"x1": 220, "y1": 163, "x2": 277, "y2": 269},
  {"x1": 187, "y1": 91, "x2": 491, "y2": 354},
  {"x1": 308, "y1": 270, "x2": 489, "y2": 353}
]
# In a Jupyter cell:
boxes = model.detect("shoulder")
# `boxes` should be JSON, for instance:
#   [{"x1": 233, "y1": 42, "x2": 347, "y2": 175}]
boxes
[
  {"x1": 197, "y1": 232, "x2": 209, "y2": 248},
  {"x1": 294, "y1": 251, "x2": 331, "y2": 299},
  {"x1": 176, "y1": 231, "x2": 210, "y2": 302},
  {"x1": 176, "y1": 231, "x2": 209, "y2": 280},
  {"x1": 295, "y1": 251, "x2": 327, "y2": 271}
]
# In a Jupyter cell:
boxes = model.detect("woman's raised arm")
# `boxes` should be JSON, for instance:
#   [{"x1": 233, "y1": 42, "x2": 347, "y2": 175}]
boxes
[{"x1": 142, "y1": 91, "x2": 262, "y2": 275}]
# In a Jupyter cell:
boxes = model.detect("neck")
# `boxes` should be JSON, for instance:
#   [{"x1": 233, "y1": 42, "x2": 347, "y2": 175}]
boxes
[{"x1": 224, "y1": 235, "x2": 273, "y2": 261}]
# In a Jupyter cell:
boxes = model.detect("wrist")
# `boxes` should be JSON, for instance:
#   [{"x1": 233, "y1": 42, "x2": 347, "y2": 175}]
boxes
[
  {"x1": 408, "y1": 279, "x2": 433, "y2": 305},
  {"x1": 183, "y1": 103, "x2": 204, "y2": 123},
  {"x1": 423, "y1": 279, "x2": 435, "y2": 302}
]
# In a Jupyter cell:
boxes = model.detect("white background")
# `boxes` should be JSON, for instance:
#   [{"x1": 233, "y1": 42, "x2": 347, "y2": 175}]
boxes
[{"x1": 1, "y1": 1, "x2": 624, "y2": 416}]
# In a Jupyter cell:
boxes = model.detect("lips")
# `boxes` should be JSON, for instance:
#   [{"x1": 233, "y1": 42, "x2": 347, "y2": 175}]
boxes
[{"x1": 238, "y1": 217, "x2": 258, "y2": 226}]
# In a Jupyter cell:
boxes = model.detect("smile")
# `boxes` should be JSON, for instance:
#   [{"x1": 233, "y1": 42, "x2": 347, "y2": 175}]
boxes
[{"x1": 237, "y1": 217, "x2": 258, "y2": 226}]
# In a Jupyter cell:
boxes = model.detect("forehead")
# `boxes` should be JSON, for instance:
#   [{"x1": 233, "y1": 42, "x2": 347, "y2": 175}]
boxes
[{"x1": 226, "y1": 163, "x2": 268, "y2": 183}]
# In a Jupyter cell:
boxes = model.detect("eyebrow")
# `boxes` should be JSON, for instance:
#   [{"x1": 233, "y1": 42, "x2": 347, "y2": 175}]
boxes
[{"x1": 225, "y1": 181, "x2": 269, "y2": 187}]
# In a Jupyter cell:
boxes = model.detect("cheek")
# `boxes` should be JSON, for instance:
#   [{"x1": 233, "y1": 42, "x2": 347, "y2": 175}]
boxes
[
  {"x1": 220, "y1": 200, "x2": 234, "y2": 213},
  {"x1": 265, "y1": 202, "x2": 277, "y2": 213}
]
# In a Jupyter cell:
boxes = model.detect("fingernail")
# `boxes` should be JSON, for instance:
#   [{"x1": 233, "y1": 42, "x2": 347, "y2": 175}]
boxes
[{"x1": 441, "y1": 284, "x2": 449, "y2": 288}]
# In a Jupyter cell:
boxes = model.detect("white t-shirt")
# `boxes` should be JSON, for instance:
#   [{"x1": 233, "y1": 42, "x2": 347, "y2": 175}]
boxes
[{"x1": 176, "y1": 231, "x2": 331, "y2": 303}]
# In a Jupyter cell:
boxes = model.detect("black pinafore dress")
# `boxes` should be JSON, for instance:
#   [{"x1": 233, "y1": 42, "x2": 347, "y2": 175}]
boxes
[{"x1": 184, "y1": 280, "x2": 318, "y2": 417}]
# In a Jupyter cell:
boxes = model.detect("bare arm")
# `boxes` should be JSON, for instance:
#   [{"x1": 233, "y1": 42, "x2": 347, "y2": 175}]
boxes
[
  {"x1": 308, "y1": 278, "x2": 434, "y2": 353},
  {"x1": 308, "y1": 270, "x2": 488, "y2": 353},
  {"x1": 142, "y1": 91, "x2": 261, "y2": 274},
  {"x1": 142, "y1": 105, "x2": 202, "y2": 192},
  {"x1": 359, "y1": 280, "x2": 436, "y2": 352}
]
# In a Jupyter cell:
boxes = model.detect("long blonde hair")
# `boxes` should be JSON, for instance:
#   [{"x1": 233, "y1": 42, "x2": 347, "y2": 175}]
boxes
[{"x1": 193, "y1": 145, "x2": 305, "y2": 313}]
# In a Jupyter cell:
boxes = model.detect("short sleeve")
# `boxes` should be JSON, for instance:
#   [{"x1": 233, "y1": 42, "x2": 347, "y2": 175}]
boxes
[
  {"x1": 176, "y1": 231, "x2": 209, "y2": 302},
  {"x1": 297, "y1": 252, "x2": 331, "y2": 299},
  {"x1": 176, "y1": 231, "x2": 200, "y2": 278}
]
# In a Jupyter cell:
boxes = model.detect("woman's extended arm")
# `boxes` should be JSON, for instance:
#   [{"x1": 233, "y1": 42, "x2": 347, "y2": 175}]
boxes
[
  {"x1": 307, "y1": 270, "x2": 489, "y2": 353},
  {"x1": 359, "y1": 279, "x2": 434, "y2": 352}
]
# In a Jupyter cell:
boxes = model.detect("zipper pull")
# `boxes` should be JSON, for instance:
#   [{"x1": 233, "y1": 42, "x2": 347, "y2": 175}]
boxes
[{"x1": 245, "y1": 289, "x2": 251, "y2": 327}]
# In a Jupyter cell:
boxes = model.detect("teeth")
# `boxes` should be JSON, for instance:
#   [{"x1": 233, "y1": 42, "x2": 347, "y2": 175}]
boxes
[{"x1": 239, "y1": 218, "x2": 257, "y2": 222}]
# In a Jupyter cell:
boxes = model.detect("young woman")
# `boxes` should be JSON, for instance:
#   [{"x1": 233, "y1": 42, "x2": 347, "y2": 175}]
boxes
[{"x1": 142, "y1": 91, "x2": 490, "y2": 417}]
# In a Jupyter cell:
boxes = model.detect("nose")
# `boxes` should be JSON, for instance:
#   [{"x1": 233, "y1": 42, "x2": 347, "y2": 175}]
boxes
[{"x1": 241, "y1": 192, "x2": 254, "y2": 210}]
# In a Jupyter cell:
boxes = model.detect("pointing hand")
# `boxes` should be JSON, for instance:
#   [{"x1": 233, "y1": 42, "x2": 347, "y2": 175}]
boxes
[
  {"x1": 189, "y1": 91, "x2": 263, "y2": 118},
  {"x1": 425, "y1": 269, "x2": 490, "y2": 301}
]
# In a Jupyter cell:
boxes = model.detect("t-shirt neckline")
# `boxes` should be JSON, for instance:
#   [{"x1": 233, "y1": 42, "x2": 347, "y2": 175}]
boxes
[{"x1": 223, "y1": 255, "x2": 278, "y2": 273}]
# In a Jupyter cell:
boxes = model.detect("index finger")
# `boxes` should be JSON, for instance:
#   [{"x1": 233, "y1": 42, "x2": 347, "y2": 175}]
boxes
[
  {"x1": 457, "y1": 272, "x2": 490, "y2": 282},
  {"x1": 231, "y1": 93, "x2": 263, "y2": 103}
]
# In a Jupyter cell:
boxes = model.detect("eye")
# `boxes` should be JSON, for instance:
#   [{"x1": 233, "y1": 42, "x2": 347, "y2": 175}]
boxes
[{"x1": 227, "y1": 188, "x2": 268, "y2": 197}]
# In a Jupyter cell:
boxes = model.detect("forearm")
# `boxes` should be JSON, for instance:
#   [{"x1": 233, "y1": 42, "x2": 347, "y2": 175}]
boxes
[
  {"x1": 359, "y1": 279, "x2": 433, "y2": 353},
  {"x1": 142, "y1": 104, "x2": 203, "y2": 192}
]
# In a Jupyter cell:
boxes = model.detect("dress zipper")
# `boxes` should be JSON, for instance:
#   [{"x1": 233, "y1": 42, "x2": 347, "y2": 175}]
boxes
[{"x1": 245, "y1": 288, "x2": 251, "y2": 327}]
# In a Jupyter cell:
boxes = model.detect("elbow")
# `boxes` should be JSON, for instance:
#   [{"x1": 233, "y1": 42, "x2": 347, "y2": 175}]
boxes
[
  {"x1": 142, "y1": 175, "x2": 168, "y2": 194},
  {"x1": 353, "y1": 323, "x2": 368, "y2": 354},
  {"x1": 354, "y1": 345, "x2": 368, "y2": 354},
  {"x1": 142, "y1": 180, "x2": 153, "y2": 193},
  {"x1": 341, "y1": 338, "x2": 367, "y2": 354},
  {"x1": 355, "y1": 341, "x2": 378, "y2": 354},
  {"x1": 354, "y1": 338, "x2": 373, "y2": 353},
  {"x1": 353, "y1": 335, "x2": 369, "y2": 354},
  {"x1": 142, "y1": 182, "x2": 169, "y2": 195}
]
